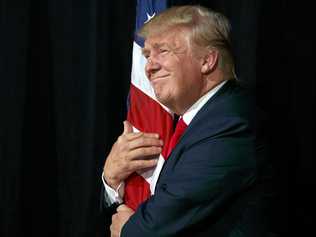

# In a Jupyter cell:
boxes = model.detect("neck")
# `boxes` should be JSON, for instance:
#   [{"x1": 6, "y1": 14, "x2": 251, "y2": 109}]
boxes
[{"x1": 200, "y1": 69, "x2": 225, "y2": 100}]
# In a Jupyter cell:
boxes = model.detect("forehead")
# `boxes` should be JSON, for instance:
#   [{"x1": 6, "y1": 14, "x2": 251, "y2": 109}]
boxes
[{"x1": 143, "y1": 27, "x2": 190, "y2": 49}]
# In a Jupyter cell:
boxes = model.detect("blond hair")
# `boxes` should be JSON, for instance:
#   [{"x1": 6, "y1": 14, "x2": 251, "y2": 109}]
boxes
[{"x1": 139, "y1": 5, "x2": 236, "y2": 79}]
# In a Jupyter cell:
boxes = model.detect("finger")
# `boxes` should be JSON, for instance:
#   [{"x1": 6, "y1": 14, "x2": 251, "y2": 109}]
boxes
[
  {"x1": 128, "y1": 136, "x2": 163, "y2": 150},
  {"x1": 123, "y1": 120, "x2": 133, "y2": 134},
  {"x1": 127, "y1": 146, "x2": 162, "y2": 160},
  {"x1": 130, "y1": 158, "x2": 159, "y2": 171},
  {"x1": 110, "y1": 225, "x2": 118, "y2": 237},
  {"x1": 124, "y1": 131, "x2": 160, "y2": 141},
  {"x1": 111, "y1": 213, "x2": 117, "y2": 222},
  {"x1": 116, "y1": 204, "x2": 133, "y2": 212}
]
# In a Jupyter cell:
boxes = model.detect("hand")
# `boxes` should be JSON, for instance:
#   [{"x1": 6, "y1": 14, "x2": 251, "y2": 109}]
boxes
[
  {"x1": 110, "y1": 204, "x2": 135, "y2": 237},
  {"x1": 103, "y1": 121, "x2": 163, "y2": 189}
]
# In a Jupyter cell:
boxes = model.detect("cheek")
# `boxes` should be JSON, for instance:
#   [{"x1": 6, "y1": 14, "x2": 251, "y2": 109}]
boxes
[{"x1": 177, "y1": 66, "x2": 200, "y2": 92}]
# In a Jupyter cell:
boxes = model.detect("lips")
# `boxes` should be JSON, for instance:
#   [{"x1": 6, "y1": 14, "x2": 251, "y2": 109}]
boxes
[
  {"x1": 150, "y1": 77, "x2": 167, "y2": 88},
  {"x1": 150, "y1": 75, "x2": 169, "y2": 83}
]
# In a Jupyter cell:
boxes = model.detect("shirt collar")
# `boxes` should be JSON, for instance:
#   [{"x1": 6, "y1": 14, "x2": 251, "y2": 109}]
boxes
[{"x1": 182, "y1": 80, "x2": 227, "y2": 125}]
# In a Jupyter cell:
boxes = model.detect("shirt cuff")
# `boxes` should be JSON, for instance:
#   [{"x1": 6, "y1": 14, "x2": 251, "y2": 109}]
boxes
[{"x1": 101, "y1": 171, "x2": 125, "y2": 206}]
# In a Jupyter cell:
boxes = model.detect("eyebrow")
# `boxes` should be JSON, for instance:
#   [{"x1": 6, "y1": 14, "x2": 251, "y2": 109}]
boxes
[{"x1": 142, "y1": 42, "x2": 168, "y2": 55}]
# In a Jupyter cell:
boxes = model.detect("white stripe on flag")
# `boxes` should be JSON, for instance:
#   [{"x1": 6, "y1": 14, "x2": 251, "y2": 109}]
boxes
[
  {"x1": 131, "y1": 42, "x2": 173, "y2": 115},
  {"x1": 132, "y1": 125, "x2": 166, "y2": 194}
]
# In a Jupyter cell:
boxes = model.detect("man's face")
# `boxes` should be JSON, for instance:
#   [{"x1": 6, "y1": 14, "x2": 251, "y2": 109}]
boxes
[{"x1": 142, "y1": 28, "x2": 204, "y2": 114}]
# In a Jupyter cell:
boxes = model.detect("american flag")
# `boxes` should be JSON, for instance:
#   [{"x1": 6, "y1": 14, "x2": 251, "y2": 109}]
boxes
[{"x1": 124, "y1": 0, "x2": 175, "y2": 211}]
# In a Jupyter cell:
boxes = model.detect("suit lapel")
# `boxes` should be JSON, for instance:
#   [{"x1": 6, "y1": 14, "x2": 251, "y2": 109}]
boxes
[
  {"x1": 178, "y1": 79, "x2": 237, "y2": 146},
  {"x1": 157, "y1": 80, "x2": 238, "y2": 182}
]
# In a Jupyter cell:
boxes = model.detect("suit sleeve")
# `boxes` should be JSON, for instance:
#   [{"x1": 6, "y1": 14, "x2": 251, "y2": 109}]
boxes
[{"x1": 121, "y1": 120, "x2": 258, "y2": 236}]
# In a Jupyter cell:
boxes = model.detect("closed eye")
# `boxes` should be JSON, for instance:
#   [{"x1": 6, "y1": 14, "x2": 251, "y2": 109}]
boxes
[{"x1": 159, "y1": 49, "x2": 169, "y2": 54}]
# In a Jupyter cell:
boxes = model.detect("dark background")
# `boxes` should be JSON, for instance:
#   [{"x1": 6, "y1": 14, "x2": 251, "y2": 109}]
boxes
[{"x1": 1, "y1": 0, "x2": 314, "y2": 236}]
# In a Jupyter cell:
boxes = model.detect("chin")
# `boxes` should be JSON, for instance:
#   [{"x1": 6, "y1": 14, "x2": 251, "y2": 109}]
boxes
[
  {"x1": 156, "y1": 96, "x2": 174, "y2": 110},
  {"x1": 155, "y1": 94, "x2": 165, "y2": 104},
  {"x1": 155, "y1": 93, "x2": 166, "y2": 104}
]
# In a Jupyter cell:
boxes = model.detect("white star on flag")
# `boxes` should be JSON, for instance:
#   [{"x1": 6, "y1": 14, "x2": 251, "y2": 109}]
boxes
[{"x1": 145, "y1": 12, "x2": 155, "y2": 23}]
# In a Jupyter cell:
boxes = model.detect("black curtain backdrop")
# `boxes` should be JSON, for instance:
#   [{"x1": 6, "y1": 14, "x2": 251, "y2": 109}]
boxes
[{"x1": 1, "y1": 0, "x2": 314, "y2": 237}]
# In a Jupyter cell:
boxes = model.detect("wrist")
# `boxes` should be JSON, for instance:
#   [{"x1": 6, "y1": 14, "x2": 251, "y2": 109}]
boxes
[{"x1": 103, "y1": 171, "x2": 120, "y2": 190}]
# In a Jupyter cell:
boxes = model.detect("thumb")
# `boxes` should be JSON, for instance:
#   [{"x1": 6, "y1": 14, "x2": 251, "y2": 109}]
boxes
[
  {"x1": 117, "y1": 204, "x2": 134, "y2": 213},
  {"x1": 123, "y1": 120, "x2": 133, "y2": 134}
]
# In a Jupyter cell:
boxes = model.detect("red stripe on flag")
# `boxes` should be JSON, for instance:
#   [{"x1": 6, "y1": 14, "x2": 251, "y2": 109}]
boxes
[
  {"x1": 127, "y1": 84, "x2": 174, "y2": 157},
  {"x1": 124, "y1": 172, "x2": 151, "y2": 211},
  {"x1": 124, "y1": 84, "x2": 174, "y2": 210}
]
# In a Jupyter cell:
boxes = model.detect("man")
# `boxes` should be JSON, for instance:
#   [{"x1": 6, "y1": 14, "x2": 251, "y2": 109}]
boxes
[{"x1": 103, "y1": 5, "x2": 271, "y2": 237}]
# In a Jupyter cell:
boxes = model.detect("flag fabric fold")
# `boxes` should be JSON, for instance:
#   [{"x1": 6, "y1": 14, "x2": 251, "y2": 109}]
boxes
[{"x1": 124, "y1": 0, "x2": 175, "y2": 211}]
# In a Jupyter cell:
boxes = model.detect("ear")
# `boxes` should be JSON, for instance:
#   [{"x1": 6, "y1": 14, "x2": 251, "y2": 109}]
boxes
[{"x1": 201, "y1": 50, "x2": 218, "y2": 74}]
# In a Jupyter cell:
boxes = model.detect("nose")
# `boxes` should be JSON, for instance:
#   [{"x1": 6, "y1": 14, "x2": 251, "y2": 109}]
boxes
[{"x1": 145, "y1": 57, "x2": 160, "y2": 79}]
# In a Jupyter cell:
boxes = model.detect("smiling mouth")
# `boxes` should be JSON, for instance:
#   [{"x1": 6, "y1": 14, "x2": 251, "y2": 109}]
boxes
[
  {"x1": 150, "y1": 78, "x2": 166, "y2": 87},
  {"x1": 150, "y1": 75, "x2": 169, "y2": 83}
]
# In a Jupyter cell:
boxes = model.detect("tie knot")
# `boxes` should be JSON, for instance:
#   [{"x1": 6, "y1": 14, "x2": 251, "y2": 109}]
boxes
[
  {"x1": 165, "y1": 117, "x2": 187, "y2": 158},
  {"x1": 174, "y1": 117, "x2": 187, "y2": 137}
]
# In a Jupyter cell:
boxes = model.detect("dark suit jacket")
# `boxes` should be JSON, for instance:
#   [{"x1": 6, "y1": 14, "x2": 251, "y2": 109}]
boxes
[{"x1": 120, "y1": 80, "x2": 272, "y2": 237}]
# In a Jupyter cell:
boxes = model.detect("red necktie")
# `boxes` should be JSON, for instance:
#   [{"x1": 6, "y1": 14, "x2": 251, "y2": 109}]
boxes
[{"x1": 165, "y1": 117, "x2": 188, "y2": 158}]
